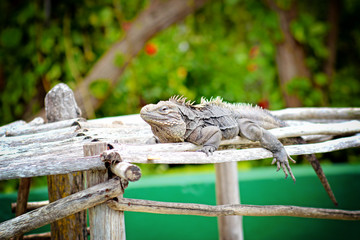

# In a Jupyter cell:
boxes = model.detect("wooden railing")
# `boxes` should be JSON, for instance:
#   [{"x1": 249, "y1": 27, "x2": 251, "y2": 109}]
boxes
[{"x1": 1, "y1": 109, "x2": 360, "y2": 239}]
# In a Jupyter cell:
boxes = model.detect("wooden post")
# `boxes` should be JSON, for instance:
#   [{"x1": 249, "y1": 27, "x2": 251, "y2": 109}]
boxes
[
  {"x1": 0, "y1": 178, "x2": 123, "y2": 239},
  {"x1": 215, "y1": 162, "x2": 243, "y2": 240},
  {"x1": 14, "y1": 177, "x2": 31, "y2": 240},
  {"x1": 45, "y1": 83, "x2": 87, "y2": 239},
  {"x1": 84, "y1": 142, "x2": 126, "y2": 240}
]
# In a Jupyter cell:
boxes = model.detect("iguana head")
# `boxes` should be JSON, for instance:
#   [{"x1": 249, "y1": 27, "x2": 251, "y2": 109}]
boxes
[{"x1": 140, "y1": 100, "x2": 186, "y2": 142}]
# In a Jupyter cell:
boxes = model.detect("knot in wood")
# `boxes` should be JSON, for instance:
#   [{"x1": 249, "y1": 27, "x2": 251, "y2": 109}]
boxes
[{"x1": 101, "y1": 150, "x2": 122, "y2": 165}]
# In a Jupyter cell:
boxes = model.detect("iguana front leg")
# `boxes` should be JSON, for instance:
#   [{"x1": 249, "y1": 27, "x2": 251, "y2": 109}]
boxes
[
  {"x1": 238, "y1": 119, "x2": 296, "y2": 182},
  {"x1": 187, "y1": 126, "x2": 222, "y2": 155}
]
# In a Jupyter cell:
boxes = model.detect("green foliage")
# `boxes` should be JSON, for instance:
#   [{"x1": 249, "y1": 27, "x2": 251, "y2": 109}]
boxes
[
  {"x1": 1, "y1": 0, "x2": 360, "y2": 190},
  {"x1": 0, "y1": 0, "x2": 146, "y2": 125},
  {"x1": 99, "y1": 0, "x2": 285, "y2": 117},
  {"x1": 1, "y1": 0, "x2": 359, "y2": 124}
]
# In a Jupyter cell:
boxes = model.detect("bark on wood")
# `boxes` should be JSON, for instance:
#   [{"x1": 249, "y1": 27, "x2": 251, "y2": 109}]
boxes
[
  {"x1": 101, "y1": 150, "x2": 142, "y2": 182},
  {"x1": 45, "y1": 83, "x2": 87, "y2": 240},
  {"x1": 14, "y1": 178, "x2": 32, "y2": 240},
  {"x1": 23, "y1": 232, "x2": 51, "y2": 239},
  {"x1": 4, "y1": 118, "x2": 84, "y2": 137},
  {"x1": 84, "y1": 142, "x2": 126, "y2": 240},
  {"x1": 73, "y1": 0, "x2": 209, "y2": 117},
  {"x1": 0, "y1": 178, "x2": 123, "y2": 239},
  {"x1": 45, "y1": 83, "x2": 82, "y2": 123},
  {"x1": 12, "y1": 201, "x2": 50, "y2": 213},
  {"x1": 0, "y1": 120, "x2": 26, "y2": 137},
  {"x1": 111, "y1": 163, "x2": 141, "y2": 182},
  {"x1": 97, "y1": 134, "x2": 360, "y2": 165},
  {"x1": 1, "y1": 132, "x2": 360, "y2": 180},
  {"x1": 107, "y1": 198, "x2": 360, "y2": 221},
  {"x1": 215, "y1": 162, "x2": 243, "y2": 240},
  {"x1": 1, "y1": 113, "x2": 359, "y2": 180}
]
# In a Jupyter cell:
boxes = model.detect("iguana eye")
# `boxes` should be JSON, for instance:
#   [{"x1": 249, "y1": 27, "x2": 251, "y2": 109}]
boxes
[{"x1": 160, "y1": 106, "x2": 169, "y2": 112}]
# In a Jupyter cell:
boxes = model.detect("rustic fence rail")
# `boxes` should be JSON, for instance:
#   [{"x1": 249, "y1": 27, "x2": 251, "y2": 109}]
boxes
[{"x1": 1, "y1": 108, "x2": 360, "y2": 239}]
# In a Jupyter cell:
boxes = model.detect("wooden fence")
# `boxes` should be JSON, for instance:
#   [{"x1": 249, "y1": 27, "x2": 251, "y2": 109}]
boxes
[{"x1": 1, "y1": 104, "x2": 360, "y2": 239}]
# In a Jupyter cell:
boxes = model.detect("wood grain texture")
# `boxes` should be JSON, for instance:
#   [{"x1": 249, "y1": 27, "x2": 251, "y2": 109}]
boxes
[
  {"x1": 14, "y1": 178, "x2": 32, "y2": 240},
  {"x1": 84, "y1": 142, "x2": 126, "y2": 240},
  {"x1": 107, "y1": 198, "x2": 360, "y2": 220},
  {"x1": 0, "y1": 178, "x2": 123, "y2": 239},
  {"x1": 45, "y1": 83, "x2": 87, "y2": 240},
  {"x1": 1, "y1": 126, "x2": 360, "y2": 180},
  {"x1": 215, "y1": 162, "x2": 243, "y2": 240}
]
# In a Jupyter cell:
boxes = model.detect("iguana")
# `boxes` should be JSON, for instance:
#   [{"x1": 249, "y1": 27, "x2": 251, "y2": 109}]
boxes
[{"x1": 140, "y1": 96, "x2": 338, "y2": 205}]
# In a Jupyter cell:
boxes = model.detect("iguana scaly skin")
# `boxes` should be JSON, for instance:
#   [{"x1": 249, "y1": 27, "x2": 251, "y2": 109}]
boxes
[{"x1": 140, "y1": 96, "x2": 338, "y2": 205}]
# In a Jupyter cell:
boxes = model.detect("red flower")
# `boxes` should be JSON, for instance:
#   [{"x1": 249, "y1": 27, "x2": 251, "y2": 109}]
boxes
[
  {"x1": 257, "y1": 99, "x2": 269, "y2": 109},
  {"x1": 145, "y1": 43, "x2": 157, "y2": 56}
]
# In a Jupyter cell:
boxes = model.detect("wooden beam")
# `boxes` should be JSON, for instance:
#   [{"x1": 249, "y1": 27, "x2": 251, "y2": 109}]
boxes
[
  {"x1": 84, "y1": 142, "x2": 126, "y2": 240},
  {"x1": 14, "y1": 178, "x2": 32, "y2": 240},
  {"x1": 215, "y1": 162, "x2": 243, "y2": 240},
  {"x1": 272, "y1": 107, "x2": 360, "y2": 120},
  {"x1": 1, "y1": 134, "x2": 360, "y2": 180},
  {"x1": 107, "y1": 198, "x2": 360, "y2": 221},
  {"x1": 0, "y1": 178, "x2": 123, "y2": 239},
  {"x1": 12, "y1": 201, "x2": 49, "y2": 213},
  {"x1": 45, "y1": 83, "x2": 87, "y2": 240}
]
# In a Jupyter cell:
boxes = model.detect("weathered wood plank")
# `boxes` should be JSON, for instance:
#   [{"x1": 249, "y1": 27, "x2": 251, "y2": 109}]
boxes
[
  {"x1": 1, "y1": 134, "x2": 360, "y2": 180},
  {"x1": 0, "y1": 177, "x2": 123, "y2": 239},
  {"x1": 14, "y1": 178, "x2": 32, "y2": 240},
  {"x1": 109, "y1": 134, "x2": 360, "y2": 164},
  {"x1": 1, "y1": 126, "x2": 79, "y2": 147},
  {"x1": 84, "y1": 142, "x2": 126, "y2": 240},
  {"x1": 2, "y1": 121, "x2": 358, "y2": 164},
  {"x1": 272, "y1": 107, "x2": 360, "y2": 120},
  {"x1": 45, "y1": 83, "x2": 87, "y2": 240},
  {"x1": 107, "y1": 198, "x2": 360, "y2": 220},
  {"x1": 12, "y1": 201, "x2": 50, "y2": 213},
  {"x1": 215, "y1": 162, "x2": 243, "y2": 240},
  {"x1": 4, "y1": 118, "x2": 85, "y2": 137}
]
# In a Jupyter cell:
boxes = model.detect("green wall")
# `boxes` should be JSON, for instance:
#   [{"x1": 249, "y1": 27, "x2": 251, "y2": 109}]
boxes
[{"x1": 1, "y1": 164, "x2": 359, "y2": 239}]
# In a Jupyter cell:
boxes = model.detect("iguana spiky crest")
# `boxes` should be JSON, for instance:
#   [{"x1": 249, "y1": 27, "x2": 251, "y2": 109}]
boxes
[{"x1": 140, "y1": 96, "x2": 338, "y2": 205}]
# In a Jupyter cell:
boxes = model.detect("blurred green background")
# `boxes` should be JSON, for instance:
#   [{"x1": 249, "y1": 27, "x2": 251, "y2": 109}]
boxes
[
  {"x1": 1, "y1": 0, "x2": 360, "y2": 124},
  {"x1": 1, "y1": 0, "x2": 360, "y2": 192},
  {"x1": 1, "y1": 1, "x2": 360, "y2": 238}
]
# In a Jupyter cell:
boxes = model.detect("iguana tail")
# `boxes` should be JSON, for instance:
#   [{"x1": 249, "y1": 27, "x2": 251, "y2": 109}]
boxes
[
  {"x1": 304, "y1": 153, "x2": 338, "y2": 206},
  {"x1": 292, "y1": 136, "x2": 338, "y2": 205}
]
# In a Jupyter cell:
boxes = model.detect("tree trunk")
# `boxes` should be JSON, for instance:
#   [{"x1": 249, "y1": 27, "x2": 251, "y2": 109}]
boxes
[
  {"x1": 323, "y1": 0, "x2": 340, "y2": 105},
  {"x1": 267, "y1": 0, "x2": 311, "y2": 107},
  {"x1": 73, "y1": 0, "x2": 209, "y2": 118}
]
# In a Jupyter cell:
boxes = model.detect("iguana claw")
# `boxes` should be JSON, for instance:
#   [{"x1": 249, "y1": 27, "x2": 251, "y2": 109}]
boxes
[
  {"x1": 198, "y1": 146, "x2": 216, "y2": 156},
  {"x1": 271, "y1": 150, "x2": 296, "y2": 183}
]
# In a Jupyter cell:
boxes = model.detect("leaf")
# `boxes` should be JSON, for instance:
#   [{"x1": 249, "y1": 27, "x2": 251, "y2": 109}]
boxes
[
  {"x1": 1, "y1": 28, "x2": 22, "y2": 48},
  {"x1": 46, "y1": 64, "x2": 62, "y2": 80},
  {"x1": 314, "y1": 73, "x2": 328, "y2": 86}
]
